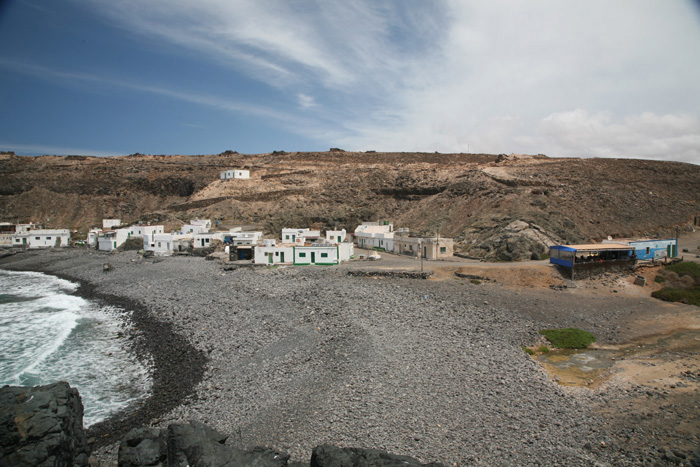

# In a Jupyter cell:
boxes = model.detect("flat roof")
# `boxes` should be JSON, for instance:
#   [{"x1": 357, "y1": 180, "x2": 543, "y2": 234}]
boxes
[{"x1": 551, "y1": 243, "x2": 633, "y2": 251}]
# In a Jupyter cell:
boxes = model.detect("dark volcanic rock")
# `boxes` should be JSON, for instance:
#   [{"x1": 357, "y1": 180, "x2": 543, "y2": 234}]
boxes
[
  {"x1": 119, "y1": 421, "x2": 291, "y2": 467},
  {"x1": 310, "y1": 444, "x2": 444, "y2": 467},
  {"x1": 0, "y1": 382, "x2": 89, "y2": 467}
]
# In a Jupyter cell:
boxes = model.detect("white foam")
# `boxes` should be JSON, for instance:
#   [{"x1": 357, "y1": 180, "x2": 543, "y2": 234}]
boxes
[{"x1": 0, "y1": 270, "x2": 152, "y2": 426}]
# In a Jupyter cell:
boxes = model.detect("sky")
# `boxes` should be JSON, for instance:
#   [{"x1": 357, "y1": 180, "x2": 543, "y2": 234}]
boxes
[{"x1": 1, "y1": 0, "x2": 699, "y2": 163}]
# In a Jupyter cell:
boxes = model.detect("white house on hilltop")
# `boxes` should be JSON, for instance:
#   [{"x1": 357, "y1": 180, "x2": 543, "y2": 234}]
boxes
[{"x1": 220, "y1": 169, "x2": 250, "y2": 180}]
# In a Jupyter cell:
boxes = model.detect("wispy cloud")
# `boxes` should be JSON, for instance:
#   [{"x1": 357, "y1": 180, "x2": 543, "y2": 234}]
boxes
[
  {"x1": 0, "y1": 57, "x2": 313, "y2": 127},
  {"x1": 10, "y1": 1, "x2": 700, "y2": 162}
]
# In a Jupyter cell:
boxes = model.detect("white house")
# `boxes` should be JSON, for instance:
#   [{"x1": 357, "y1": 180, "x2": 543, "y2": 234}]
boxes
[
  {"x1": 102, "y1": 219, "x2": 121, "y2": 229},
  {"x1": 253, "y1": 242, "x2": 353, "y2": 265},
  {"x1": 193, "y1": 232, "x2": 226, "y2": 249},
  {"x1": 144, "y1": 233, "x2": 175, "y2": 256},
  {"x1": 15, "y1": 223, "x2": 37, "y2": 234},
  {"x1": 13, "y1": 229, "x2": 70, "y2": 248},
  {"x1": 254, "y1": 245, "x2": 294, "y2": 265},
  {"x1": 220, "y1": 169, "x2": 250, "y2": 180},
  {"x1": 338, "y1": 242, "x2": 355, "y2": 261},
  {"x1": 281, "y1": 228, "x2": 321, "y2": 244},
  {"x1": 98, "y1": 228, "x2": 131, "y2": 251},
  {"x1": 87, "y1": 228, "x2": 102, "y2": 247},
  {"x1": 180, "y1": 219, "x2": 211, "y2": 235},
  {"x1": 325, "y1": 229, "x2": 347, "y2": 244},
  {"x1": 128, "y1": 225, "x2": 164, "y2": 243},
  {"x1": 225, "y1": 231, "x2": 263, "y2": 245},
  {"x1": 354, "y1": 222, "x2": 394, "y2": 252}
]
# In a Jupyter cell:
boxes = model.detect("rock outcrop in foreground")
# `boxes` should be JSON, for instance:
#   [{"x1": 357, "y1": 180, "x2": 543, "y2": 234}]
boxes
[
  {"x1": 0, "y1": 382, "x2": 89, "y2": 466},
  {"x1": 120, "y1": 421, "x2": 444, "y2": 467},
  {"x1": 0, "y1": 383, "x2": 443, "y2": 467}
]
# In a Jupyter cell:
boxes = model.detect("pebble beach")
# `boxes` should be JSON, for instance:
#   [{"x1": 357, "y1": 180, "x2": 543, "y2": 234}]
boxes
[{"x1": 1, "y1": 248, "x2": 690, "y2": 466}]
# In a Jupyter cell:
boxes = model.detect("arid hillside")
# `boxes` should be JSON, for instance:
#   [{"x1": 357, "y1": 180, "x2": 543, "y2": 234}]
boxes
[{"x1": 2, "y1": 150, "x2": 699, "y2": 260}]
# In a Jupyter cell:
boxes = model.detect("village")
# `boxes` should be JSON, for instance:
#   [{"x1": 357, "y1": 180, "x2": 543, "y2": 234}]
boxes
[{"x1": 0, "y1": 168, "x2": 689, "y2": 276}]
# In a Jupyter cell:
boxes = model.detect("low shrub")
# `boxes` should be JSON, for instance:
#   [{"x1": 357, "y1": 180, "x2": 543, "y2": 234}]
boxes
[
  {"x1": 522, "y1": 346, "x2": 535, "y2": 355},
  {"x1": 664, "y1": 261, "x2": 700, "y2": 280},
  {"x1": 539, "y1": 328, "x2": 596, "y2": 349},
  {"x1": 651, "y1": 287, "x2": 700, "y2": 307},
  {"x1": 538, "y1": 345, "x2": 550, "y2": 353},
  {"x1": 470, "y1": 279, "x2": 482, "y2": 285}
]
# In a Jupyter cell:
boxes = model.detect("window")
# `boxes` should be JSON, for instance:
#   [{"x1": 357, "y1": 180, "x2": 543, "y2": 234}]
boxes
[
  {"x1": 285, "y1": 235, "x2": 290, "y2": 240},
  {"x1": 275, "y1": 252, "x2": 279, "y2": 256},
  {"x1": 440, "y1": 247, "x2": 446, "y2": 253},
  {"x1": 321, "y1": 253, "x2": 328, "y2": 258},
  {"x1": 158, "y1": 242, "x2": 162, "y2": 248},
  {"x1": 646, "y1": 247, "x2": 650, "y2": 255},
  {"x1": 299, "y1": 252, "x2": 306, "y2": 258},
  {"x1": 46, "y1": 237, "x2": 52, "y2": 240},
  {"x1": 35, "y1": 237, "x2": 40, "y2": 240}
]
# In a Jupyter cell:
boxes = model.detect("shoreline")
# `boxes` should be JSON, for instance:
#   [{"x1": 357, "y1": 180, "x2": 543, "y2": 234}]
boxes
[
  {"x1": 2, "y1": 248, "x2": 699, "y2": 466},
  {"x1": 0, "y1": 250, "x2": 206, "y2": 450}
]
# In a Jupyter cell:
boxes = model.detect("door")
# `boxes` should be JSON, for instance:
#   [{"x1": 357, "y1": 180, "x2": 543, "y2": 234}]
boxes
[
  {"x1": 292, "y1": 235, "x2": 296, "y2": 242},
  {"x1": 268, "y1": 253, "x2": 273, "y2": 264},
  {"x1": 280, "y1": 252, "x2": 285, "y2": 263},
  {"x1": 311, "y1": 252, "x2": 316, "y2": 264}
]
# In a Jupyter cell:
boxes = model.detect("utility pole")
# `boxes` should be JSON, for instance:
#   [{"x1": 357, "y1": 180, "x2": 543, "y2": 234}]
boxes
[{"x1": 419, "y1": 238, "x2": 424, "y2": 274}]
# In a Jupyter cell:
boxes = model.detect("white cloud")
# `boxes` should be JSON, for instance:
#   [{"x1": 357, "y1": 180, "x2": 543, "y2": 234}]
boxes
[
  {"x1": 50, "y1": 1, "x2": 700, "y2": 162},
  {"x1": 524, "y1": 110, "x2": 700, "y2": 162},
  {"x1": 297, "y1": 94, "x2": 317, "y2": 109}
]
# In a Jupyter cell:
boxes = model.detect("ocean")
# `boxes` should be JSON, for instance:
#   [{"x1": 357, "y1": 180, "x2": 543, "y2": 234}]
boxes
[{"x1": 0, "y1": 269, "x2": 152, "y2": 427}]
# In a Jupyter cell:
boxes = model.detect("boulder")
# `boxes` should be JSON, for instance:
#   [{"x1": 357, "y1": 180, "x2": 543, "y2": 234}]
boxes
[
  {"x1": 310, "y1": 444, "x2": 445, "y2": 467},
  {"x1": 118, "y1": 421, "x2": 290, "y2": 467},
  {"x1": 0, "y1": 382, "x2": 89, "y2": 467}
]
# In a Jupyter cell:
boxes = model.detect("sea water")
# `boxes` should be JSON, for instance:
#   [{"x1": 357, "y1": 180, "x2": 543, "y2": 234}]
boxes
[{"x1": 0, "y1": 269, "x2": 152, "y2": 427}]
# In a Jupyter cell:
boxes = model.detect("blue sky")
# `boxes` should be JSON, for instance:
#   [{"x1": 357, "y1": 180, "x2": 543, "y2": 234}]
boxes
[{"x1": 1, "y1": 0, "x2": 699, "y2": 163}]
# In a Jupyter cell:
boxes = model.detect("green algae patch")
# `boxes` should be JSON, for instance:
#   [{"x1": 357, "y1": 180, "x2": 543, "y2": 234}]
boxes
[{"x1": 539, "y1": 327, "x2": 596, "y2": 349}]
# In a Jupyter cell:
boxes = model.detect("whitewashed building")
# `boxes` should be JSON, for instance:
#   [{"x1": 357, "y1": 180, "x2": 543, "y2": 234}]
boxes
[
  {"x1": 98, "y1": 228, "x2": 131, "y2": 251},
  {"x1": 102, "y1": 219, "x2": 121, "y2": 229},
  {"x1": 180, "y1": 219, "x2": 211, "y2": 235},
  {"x1": 254, "y1": 242, "x2": 353, "y2": 265},
  {"x1": 13, "y1": 229, "x2": 70, "y2": 248},
  {"x1": 225, "y1": 231, "x2": 263, "y2": 245},
  {"x1": 128, "y1": 225, "x2": 164, "y2": 243},
  {"x1": 15, "y1": 223, "x2": 37, "y2": 234},
  {"x1": 193, "y1": 232, "x2": 226, "y2": 249},
  {"x1": 281, "y1": 228, "x2": 321, "y2": 244},
  {"x1": 325, "y1": 229, "x2": 347, "y2": 244},
  {"x1": 254, "y1": 245, "x2": 294, "y2": 265},
  {"x1": 144, "y1": 233, "x2": 175, "y2": 256},
  {"x1": 87, "y1": 228, "x2": 102, "y2": 247},
  {"x1": 220, "y1": 169, "x2": 250, "y2": 180},
  {"x1": 354, "y1": 222, "x2": 394, "y2": 252}
]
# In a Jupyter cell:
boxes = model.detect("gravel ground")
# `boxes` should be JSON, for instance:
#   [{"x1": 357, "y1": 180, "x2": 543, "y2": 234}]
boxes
[{"x1": 1, "y1": 248, "x2": 690, "y2": 466}]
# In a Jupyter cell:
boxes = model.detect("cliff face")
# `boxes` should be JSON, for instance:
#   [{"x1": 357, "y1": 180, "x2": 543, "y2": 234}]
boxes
[{"x1": 2, "y1": 151, "x2": 699, "y2": 260}]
